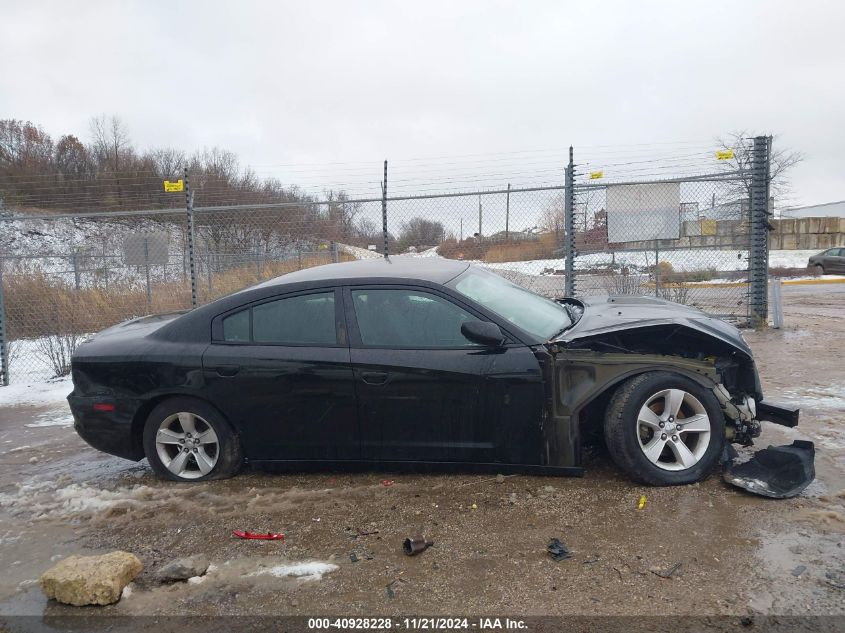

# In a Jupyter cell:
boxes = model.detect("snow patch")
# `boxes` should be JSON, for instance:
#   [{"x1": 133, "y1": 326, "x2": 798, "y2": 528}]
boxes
[
  {"x1": 781, "y1": 385, "x2": 845, "y2": 411},
  {"x1": 250, "y1": 561, "x2": 338, "y2": 581},
  {"x1": 25, "y1": 410, "x2": 75, "y2": 428},
  {"x1": 0, "y1": 377, "x2": 72, "y2": 408}
]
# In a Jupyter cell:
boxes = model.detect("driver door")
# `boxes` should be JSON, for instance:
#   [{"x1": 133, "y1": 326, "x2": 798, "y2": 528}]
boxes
[{"x1": 344, "y1": 285, "x2": 495, "y2": 463}]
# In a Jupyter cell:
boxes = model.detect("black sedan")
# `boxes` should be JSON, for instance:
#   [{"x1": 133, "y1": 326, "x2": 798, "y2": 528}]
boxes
[
  {"x1": 808, "y1": 247, "x2": 845, "y2": 274},
  {"x1": 68, "y1": 258, "x2": 798, "y2": 486}
]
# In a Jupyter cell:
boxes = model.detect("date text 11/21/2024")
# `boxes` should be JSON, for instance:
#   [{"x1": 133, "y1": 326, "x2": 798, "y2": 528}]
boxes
[{"x1": 307, "y1": 617, "x2": 528, "y2": 630}]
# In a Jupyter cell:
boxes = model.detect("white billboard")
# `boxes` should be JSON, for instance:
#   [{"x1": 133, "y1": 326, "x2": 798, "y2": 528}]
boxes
[{"x1": 606, "y1": 182, "x2": 681, "y2": 243}]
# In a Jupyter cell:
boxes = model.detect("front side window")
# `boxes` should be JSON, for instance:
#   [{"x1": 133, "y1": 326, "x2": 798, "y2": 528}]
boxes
[
  {"x1": 352, "y1": 289, "x2": 479, "y2": 348},
  {"x1": 222, "y1": 292, "x2": 336, "y2": 345}
]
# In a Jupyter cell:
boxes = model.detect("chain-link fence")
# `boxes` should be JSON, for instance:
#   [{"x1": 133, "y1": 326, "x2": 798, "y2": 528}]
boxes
[{"x1": 0, "y1": 140, "x2": 772, "y2": 385}]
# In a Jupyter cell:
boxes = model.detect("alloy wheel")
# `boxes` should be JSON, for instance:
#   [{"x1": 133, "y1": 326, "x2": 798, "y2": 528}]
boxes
[
  {"x1": 154, "y1": 412, "x2": 219, "y2": 479},
  {"x1": 636, "y1": 388, "x2": 712, "y2": 471}
]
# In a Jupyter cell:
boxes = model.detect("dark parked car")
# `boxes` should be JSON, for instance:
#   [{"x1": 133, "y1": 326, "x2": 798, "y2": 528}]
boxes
[
  {"x1": 68, "y1": 258, "x2": 798, "y2": 486},
  {"x1": 808, "y1": 247, "x2": 845, "y2": 274}
]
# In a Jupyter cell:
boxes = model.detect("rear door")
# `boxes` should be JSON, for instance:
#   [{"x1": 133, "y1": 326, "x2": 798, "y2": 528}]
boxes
[
  {"x1": 203, "y1": 288, "x2": 359, "y2": 461},
  {"x1": 344, "y1": 285, "x2": 494, "y2": 463}
]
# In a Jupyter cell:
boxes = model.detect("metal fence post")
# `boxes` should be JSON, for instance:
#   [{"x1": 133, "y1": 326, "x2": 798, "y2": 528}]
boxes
[
  {"x1": 749, "y1": 136, "x2": 772, "y2": 327},
  {"x1": 505, "y1": 183, "x2": 511, "y2": 240},
  {"x1": 564, "y1": 146, "x2": 576, "y2": 297},
  {"x1": 381, "y1": 160, "x2": 389, "y2": 258},
  {"x1": 771, "y1": 278, "x2": 784, "y2": 329},
  {"x1": 184, "y1": 167, "x2": 198, "y2": 309},
  {"x1": 0, "y1": 257, "x2": 8, "y2": 386},
  {"x1": 143, "y1": 237, "x2": 152, "y2": 311},
  {"x1": 71, "y1": 250, "x2": 81, "y2": 290}
]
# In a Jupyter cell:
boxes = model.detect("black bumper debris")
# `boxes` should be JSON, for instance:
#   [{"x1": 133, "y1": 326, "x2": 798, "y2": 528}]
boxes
[
  {"x1": 724, "y1": 440, "x2": 815, "y2": 499},
  {"x1": 757, "y1": 400, "x2": 800, "y2": 428}
]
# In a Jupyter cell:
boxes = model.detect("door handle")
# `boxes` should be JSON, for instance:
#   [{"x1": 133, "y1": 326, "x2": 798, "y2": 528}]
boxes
[
  {"x1": 361, "y1": 371, "x2": 389, "y2": 385},
  {"x1": 214, "y1": 365, "x2": 241, "y2": 377}
]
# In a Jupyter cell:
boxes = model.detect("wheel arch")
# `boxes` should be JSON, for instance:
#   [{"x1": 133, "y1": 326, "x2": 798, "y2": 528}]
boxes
[
  {"x1": 131, "y1": 392, "x2": 242, "y2": 459},
  {"x1": 557, "y1": 358, "x2": 720, "y2": 433}
]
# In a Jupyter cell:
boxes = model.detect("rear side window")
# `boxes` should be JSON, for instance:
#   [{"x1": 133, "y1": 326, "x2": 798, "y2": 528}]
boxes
[
  {"x1": 222, "y1": 309, "x2": 250, "y2": 341},
  {"x1": 351, "y1": 289, "x2": 479, "y2": 348},
  {"x1": 222, "y1": 292, "x2": 337, "y2": 345}
]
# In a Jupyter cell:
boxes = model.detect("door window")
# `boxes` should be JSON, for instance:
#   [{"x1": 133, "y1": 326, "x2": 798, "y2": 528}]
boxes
[
  {"x1": 351, "y1": 289, "x2": 479, "y2": 348},
  {"x1": 222, "y1": 292, "x2": 337, "y2": 345}
]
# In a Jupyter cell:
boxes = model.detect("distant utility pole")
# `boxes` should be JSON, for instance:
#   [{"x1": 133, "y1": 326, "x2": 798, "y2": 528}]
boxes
[{"x1": 460, "y1": 218, "x2": 463, "y2": 242}]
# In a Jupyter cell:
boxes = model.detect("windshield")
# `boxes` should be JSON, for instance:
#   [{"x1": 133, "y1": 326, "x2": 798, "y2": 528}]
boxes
[{"x1": 451, "y1": 267, "x2": 572, "y2": 340}]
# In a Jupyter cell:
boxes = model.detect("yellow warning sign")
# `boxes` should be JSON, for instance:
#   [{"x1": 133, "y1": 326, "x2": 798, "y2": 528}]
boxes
[
  {"x1": 589, "y1": 171, "x2": 604, "y2": 180},
  {"x1": 163, "y1": 179, "x2": 184, "y2": 192},
  {"x1": 715, "y1": 149, "x2": 735, "y2": 161}
]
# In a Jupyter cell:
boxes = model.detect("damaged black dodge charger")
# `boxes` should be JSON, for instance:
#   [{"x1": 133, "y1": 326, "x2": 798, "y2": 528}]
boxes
[{"x1": 68, "y1": 258, "x2": 799, "y2": 485}]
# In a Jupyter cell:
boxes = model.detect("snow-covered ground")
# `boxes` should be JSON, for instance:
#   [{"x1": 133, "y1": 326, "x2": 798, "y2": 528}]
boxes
[
  {"x1": 396, "y1": 247, "x2": 821, "y2": 274},
  {"x1": 478, "y1": 249, "x2": 820, "y2": 275},
  {"x1": 0, "y1": 377, "x2": 72, "y2": 408}
]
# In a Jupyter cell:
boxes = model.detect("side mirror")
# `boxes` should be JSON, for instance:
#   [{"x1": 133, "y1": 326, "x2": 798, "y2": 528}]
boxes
[{"x1": 461, "y1": 321, "x2": 505, "y2": 347}]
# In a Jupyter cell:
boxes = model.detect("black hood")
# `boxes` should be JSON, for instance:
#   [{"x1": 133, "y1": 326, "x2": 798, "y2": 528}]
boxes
[{"x1": 554, "y1": 295, "x2": 752, "y2": 357}]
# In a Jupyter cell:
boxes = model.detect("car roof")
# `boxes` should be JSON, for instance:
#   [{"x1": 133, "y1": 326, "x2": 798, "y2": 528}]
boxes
[{"x1": 251, "y1": 256, "x2": 470, "y2": 289}]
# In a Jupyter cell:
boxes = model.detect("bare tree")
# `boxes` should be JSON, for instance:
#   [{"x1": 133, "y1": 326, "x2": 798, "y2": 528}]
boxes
[
  {"x1": 540, "y1": 193, "x2": 565, "y2": 240},
  {"x1": 89, "y1": 115, "x2": 131, "y2": 171},
  {"x1": 715, "y1": 131, "x2": 803, "y2": 203},
  {"x1": 397, "y1": 217, "x2": 445, "y2": 251}
]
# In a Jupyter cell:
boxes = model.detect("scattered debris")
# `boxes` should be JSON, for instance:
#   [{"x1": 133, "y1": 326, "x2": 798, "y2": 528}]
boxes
[
  {"x1": 403, "y1": 536, "x2": 434, "y2": 556},
  {"x1": 790, "y1": 565, "x2": 807, "y2": 577},
  {"x1": 312, "y1": 517, "x2": 321, "y2": 522},
  {"x1": 582, "y1": 556, "x2": 600, "y2": 565},
  {"x1": 39, "y1": 551, "x2": 142, "y2": 606},
  {"x1": 381, "y1": 480, "x2": 395, "y2": 487},
  {"x1": 495, "y1": 474, "x2": 506, "y2": 483},
  {"x1": 508, "y1": 493, "x2": 518, "y2": 505},
  {"x1": 157, "y1": 555, "x2": 210, "y2": 582},
  {"x1": 349, "y1": 552, "x2": 359, "y2": 563},
  {"x1": 542, "y1": 485, "x2": 555, "y2": 493},
  {"x1": 232, "y1": 530, "x2": 285, "y2": 541},
  {"x1": 357, "y1": 528, "x2": 379, "y2": 537},
  {"x1": 825, "y1": 569, "x2": 845, "y2": 590},
  {"x1": 547, "y1": 538, "x2": 571, "y2": 562},
  {"x1": 386, "y1": 578, "x2": 405, "y2": 599},
  {"x1": 724, "y1": 440, "x2": 815, "y2": 499},
  {"x1": 637, "y1": 495, "x2": 647, "y2": 510},
  {"x1": 650, "y1": 562, "x2": 682, "y2": 579}
]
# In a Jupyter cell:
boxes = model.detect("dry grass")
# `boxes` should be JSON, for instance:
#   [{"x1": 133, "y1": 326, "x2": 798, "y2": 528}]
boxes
[
  {"x1": 3, "y1": 254, "x2": 353, "y2": 344},
  {"x1": 438, "y1": 233, "x2": 559, "y2": 263}
]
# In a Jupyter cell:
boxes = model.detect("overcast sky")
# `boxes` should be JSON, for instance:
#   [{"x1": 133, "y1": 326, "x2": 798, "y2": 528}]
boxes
[{"x1": 1, "y1": 0, "x2": 843, "y2": 207}]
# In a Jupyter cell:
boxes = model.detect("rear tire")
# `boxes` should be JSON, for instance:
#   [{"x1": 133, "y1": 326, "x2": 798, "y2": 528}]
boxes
[
  {"x1": 143, "y1": 397, "x2": 243, "y2": 482},
  {"x1": 604, "y1": 371, "x2": 725, "y2": 486}
]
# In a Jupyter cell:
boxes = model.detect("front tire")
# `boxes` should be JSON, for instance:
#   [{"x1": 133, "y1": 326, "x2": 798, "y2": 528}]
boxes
[
  {"x1": 814, "y1": 264, "x2": 825, "y2": 276},
  {"x1": 604, "y1": 372, "x2": 725, "y2": 485},
  {"x1": 142, "y1": 397, "x2": 243, "y2": 482}
]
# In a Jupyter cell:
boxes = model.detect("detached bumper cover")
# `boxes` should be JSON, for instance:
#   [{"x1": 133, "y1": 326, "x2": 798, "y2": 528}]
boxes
[
  {"x1": 724, "y1": 440, "x2": 815, "y2": 499},
  {"x1": 757, "y1": 400, "x2": 800, "y2": 428}
]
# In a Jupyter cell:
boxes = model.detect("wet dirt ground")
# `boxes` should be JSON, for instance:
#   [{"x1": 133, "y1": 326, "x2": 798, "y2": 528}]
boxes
[{"x1": 0, "y1": 288, "x2": 843, "y2": 624}]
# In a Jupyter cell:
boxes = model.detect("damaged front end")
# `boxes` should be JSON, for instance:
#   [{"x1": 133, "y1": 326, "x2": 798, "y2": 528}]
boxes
[{"x1": 541, "y1": 296, "x2": 808, "y2": 492}]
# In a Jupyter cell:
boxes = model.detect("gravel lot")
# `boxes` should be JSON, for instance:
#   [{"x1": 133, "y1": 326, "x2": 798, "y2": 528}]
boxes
[{"x1": 0, "y1": 286, "x2": 843, "y2": 628}]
